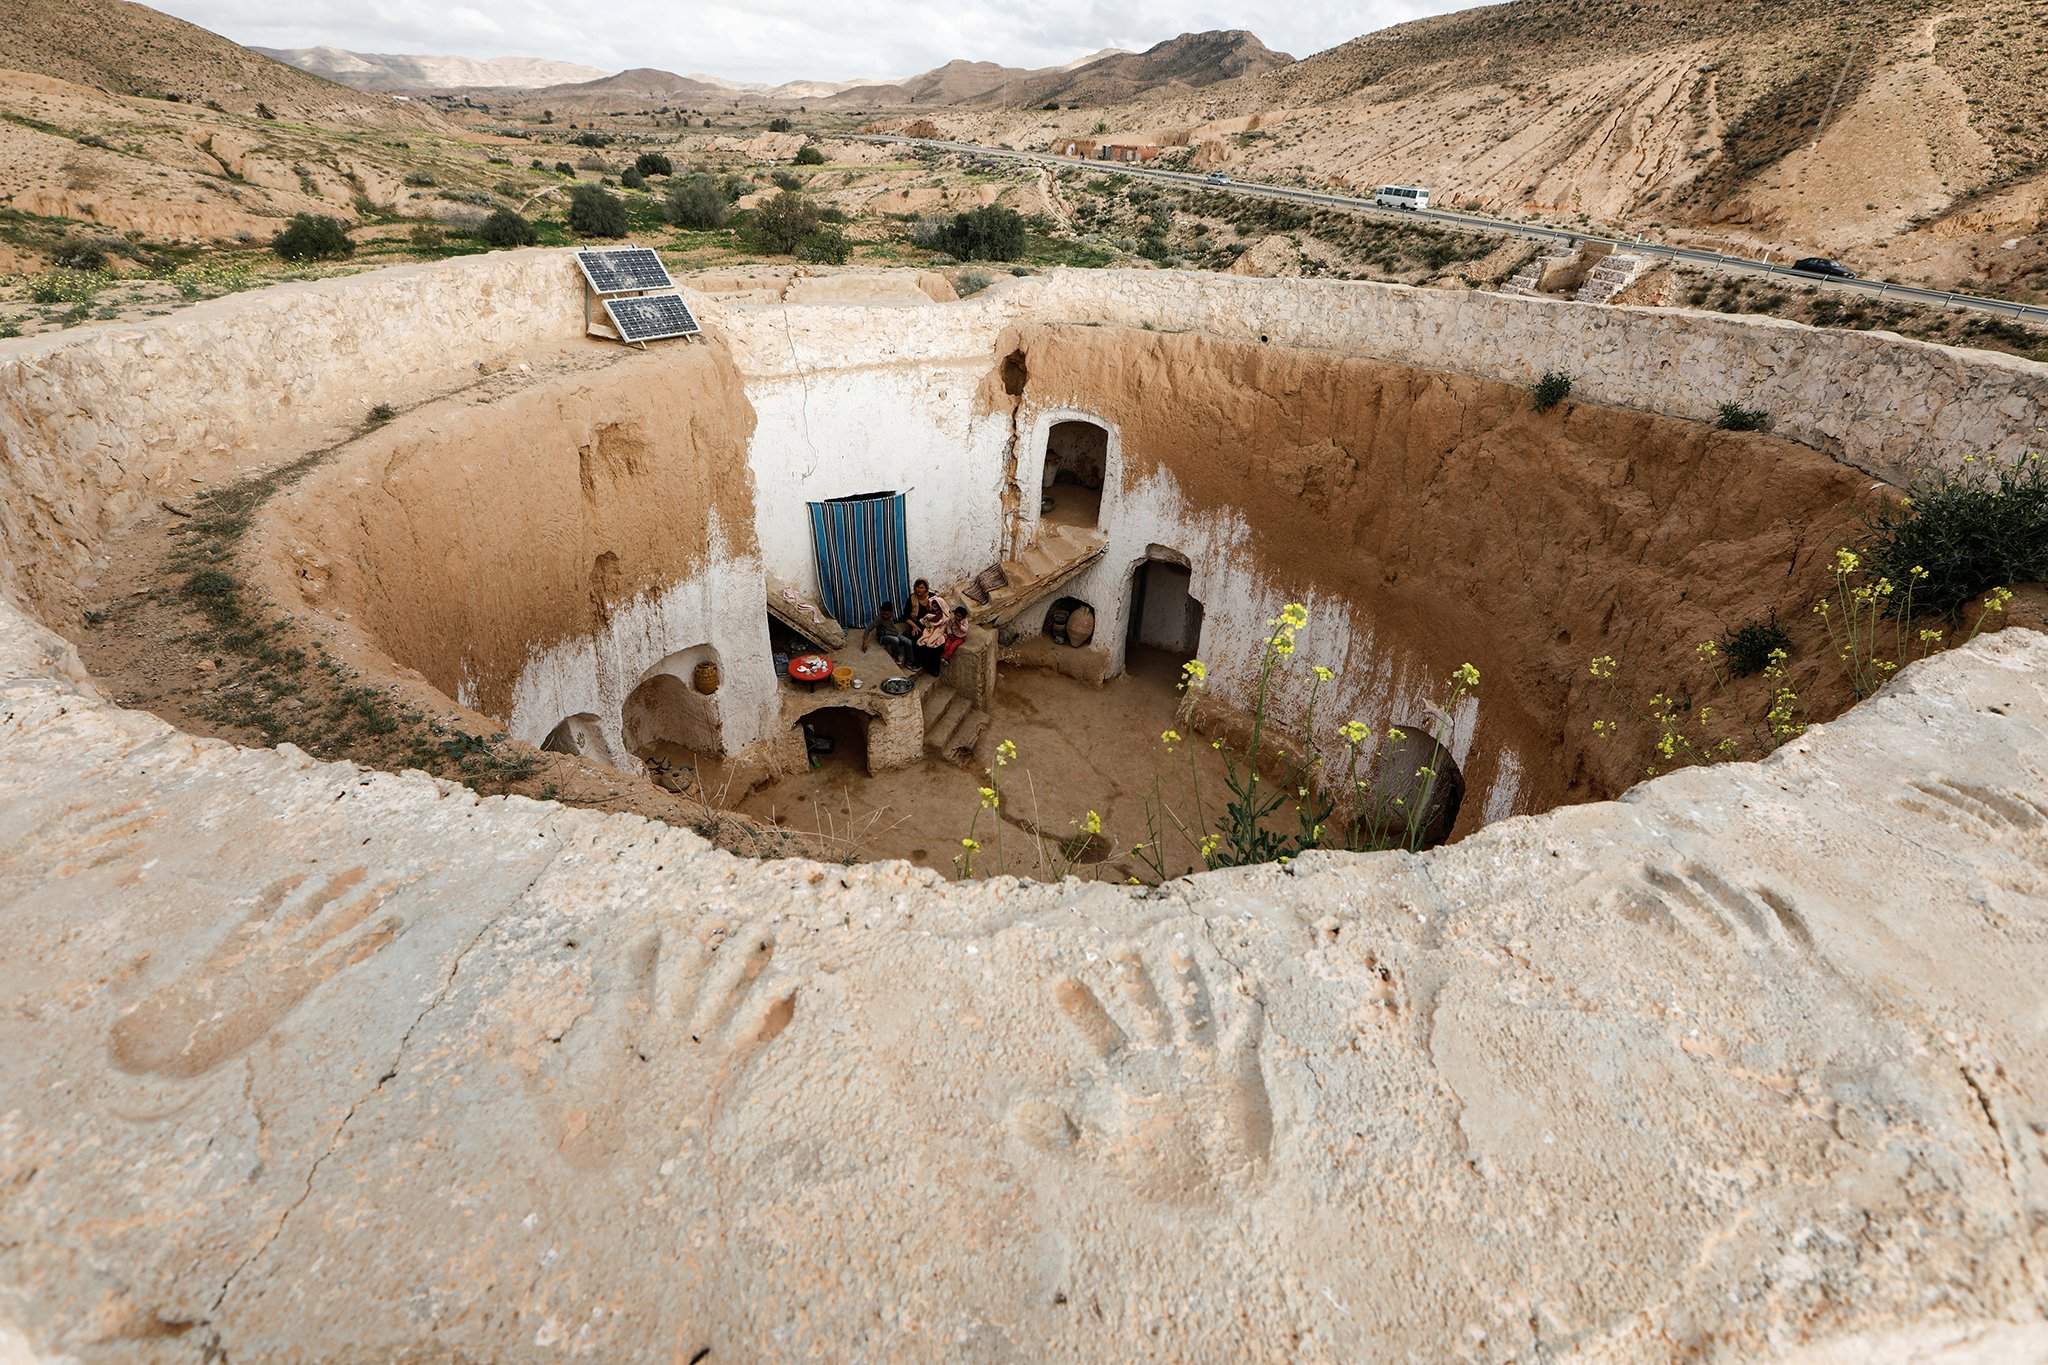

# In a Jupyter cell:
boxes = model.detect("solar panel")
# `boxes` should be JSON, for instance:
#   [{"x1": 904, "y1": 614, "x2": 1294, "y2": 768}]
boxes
[
  {"x1": 575, "y1": 247, "x2": 673, "y2": 295},
  {"x1": 603, "y1": 293, "x2": 701, "y2": 343}
]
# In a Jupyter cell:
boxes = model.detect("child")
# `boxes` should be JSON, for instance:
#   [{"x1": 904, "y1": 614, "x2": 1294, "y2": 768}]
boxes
[{"x1": 941, "y1": 604, "x2": 970, "y2": 662}]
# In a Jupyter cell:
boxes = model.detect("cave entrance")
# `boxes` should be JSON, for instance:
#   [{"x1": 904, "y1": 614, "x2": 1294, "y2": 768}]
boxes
[
  {"x1": 798, "y1": 706, "x2": 871, "y2": 774},
  {"x1": 540, "y1": 713, "x2": 618, "y2": 768},
  {"x1": 621, "y1": 645, "x2": 724, "y2": 765},
  {"x1": 1125, "y1": 550, "x2": 1203, "y2": 682},
  {"x1": 1042, "y1": 420, "x2": 1108, "y2": 529}
]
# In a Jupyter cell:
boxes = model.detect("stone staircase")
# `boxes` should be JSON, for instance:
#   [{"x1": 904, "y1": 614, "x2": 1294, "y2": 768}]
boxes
[
  {"x1": 921, "y1": 680, "x2": 988, "y2": 763},
  {"x1": 1505, "y1": 248, "x2": 1575, "y2": 296},
  {"x1": 966, "y1": 523, "x2": 1107, "y2": 628},
  {"x1": 1575, "y1": 252, "x2": 1648, "y2": 304}
]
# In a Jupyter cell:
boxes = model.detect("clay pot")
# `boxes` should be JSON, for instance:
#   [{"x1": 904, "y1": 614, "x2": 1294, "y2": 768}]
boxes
[{"x1": 692, "y1": 661, "x2": 720, "y2": 695}]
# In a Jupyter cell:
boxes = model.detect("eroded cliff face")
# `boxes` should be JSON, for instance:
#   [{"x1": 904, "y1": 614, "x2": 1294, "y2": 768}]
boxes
[
  {"x1": 995, "y1": 324, "x2": 1876, "y2": 813},
  {"x1": 256, "y1": 343, "x2": 760, "y2": 724}
]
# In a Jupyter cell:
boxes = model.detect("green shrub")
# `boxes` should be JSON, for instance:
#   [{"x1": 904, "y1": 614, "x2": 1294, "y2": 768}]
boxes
[
  {"x1": 1866, "y1": 453, "x2": 2048, "y2": 617},
  {"x1": 794, "y1": 144, "x2": 825, "y2": 166},
  {"x1": 767, "y1": 117, "x2": 794, "y2": 133},
  {"x1": 634, "y1": 152, "x2": 673, "y2": 177},
  {"x1": 745, "y1": 191, "x2": 821, "y2": 254},
  {"x1": 956, "y1": 269, "x2": 992, "y2": 297},
  {"x1": 566, "y1": 184, "x2": 627, "y2": 238},
  {"x1": 796, "y1": 225, "x2": 849, "y2": 264},
  {"x1": 923, "y1": 205, "x2": 1026, "y2": 261},
  {"x1": 1531, "y1": 370, "x2": 1573, "y2": 412},
  {"x1": 620, "y1": 167, "x2": 646, "y2": 190},
  {"x1": 28, "y1": 268, "x2": 110, "y2": 304},
  {"x1": 570, "y1": 131, "x2": 613, "y2": 148},
  {"x1": 402, "y1": 171, "x2": 437, "y2": 187},
  {"x1": 664, "y1": 174, "x2": 728, "y2": 230},
  {"x1": 271, "y1": 214, "x2": 354, "y2": 262},
  {"x1": 554, "y1": 161, "x2": 575, "y2": 177},
  {"x1": 52, "y1": 240, "x2": 107, "y2": 271},
  {"x1": 1721, "y1": 613, "x2": 1791, "y2": 676},
  {"x1": 771, "y1": 170, "x2": 802, "y2": 191},
  {"x1": 1717, "y1": 402, "x2": 1771, "y2": 431},
  {"x1": 477, "y1": 208, "x2": 537, "y2": 247}
]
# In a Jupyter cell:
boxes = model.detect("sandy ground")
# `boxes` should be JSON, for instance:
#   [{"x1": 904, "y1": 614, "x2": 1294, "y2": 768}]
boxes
[{"x1": 732, "y1": 647, "x2": 1257, "y2": 883}]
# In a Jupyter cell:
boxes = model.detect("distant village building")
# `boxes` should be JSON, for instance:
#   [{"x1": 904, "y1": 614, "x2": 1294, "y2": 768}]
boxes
[{"x1": 1051, "y1": 139, "x2": 1163, "y2": 164}]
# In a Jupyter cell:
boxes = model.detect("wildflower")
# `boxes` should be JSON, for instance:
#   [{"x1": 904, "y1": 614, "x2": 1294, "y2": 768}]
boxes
[
  {"x1": 995, "y1": 738, "x2": 1018, "y2": 767},
  {"x1": 1312, "y1": 665, "x2": 1335, "y2": 684},
  {"x1": 1160, "y1": 728, "x2": 1182, "y2": 747},
  {"x1": 978, "y1": 786, "x2": 1000, "y2": 809},
  {"x1": 1909, "y1": 565, "x2": 1928, "y2": 580},
  {"x1": 1269, "y1": 633, "x2": 1296, "y2": 657},
  {"x1": 1180, "y1": 659, "x2": 1208, "y2": 685},
  {"x1": 1589, "y1": 654, "x2": 1617, "y2": 680},
  {"x1": 1452, "y1": 662, "x2": 1481, "y2": 689},
  {"x1": 1918, "y1": 628, "x2": 1945, "y2": 644},
  {"x1": 1592, "y1": 719, "x2": 1615, "y2": 738},
  {"x1": 1985, "y1": 586, "x2": 2014, "y2": 613},
  {"x1": 1833, "y1": 548, "x2": 1860, "y2": 576},
  {"x1": 1276, "y1": 602, "x2": 1308, "y2": 630},
  {"x1": 961, "y1": 837, "x2": 981, "y2": 851},
  {"x1": 1386, "y1": 726, "x2": 1406, "y2": 742},
  {"x1": 1813, "y1": 599, "x2": 1830, "y2": 617},
  {"x1": 1695, "y1": 641, "x2": 1719, "y2": 658},
  {"x1": 1199, "y1": 833, "x2": 1221, "y2": 858},
  {"x1": 1081, "y1": 810, "x2": 1102, "y2": 835},
  {"x1": 1338, "y1": 719, "x2": 1370, "y2": 745}
]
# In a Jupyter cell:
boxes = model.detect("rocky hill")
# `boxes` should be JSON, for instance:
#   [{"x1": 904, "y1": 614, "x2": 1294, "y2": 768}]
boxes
[
  {"x1": 0, "y1": 0, "x2": 434, "y2": 126},
  {"x1": 823, "y1": 31, "x2": 1288, "y2": 109},
  {"x1": 255, "y1": 46, "x2": 606, "y2": 92}
]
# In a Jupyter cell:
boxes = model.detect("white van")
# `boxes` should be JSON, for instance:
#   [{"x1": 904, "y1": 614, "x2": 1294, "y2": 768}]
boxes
[{"x1": 1374, "y1": 185, "x2": 1431, "y2": 211}]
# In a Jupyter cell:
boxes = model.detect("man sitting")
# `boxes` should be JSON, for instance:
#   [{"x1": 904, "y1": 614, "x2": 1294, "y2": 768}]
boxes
[{"x1": 862, "y1": 601, "x2": 916, "y2": 668}]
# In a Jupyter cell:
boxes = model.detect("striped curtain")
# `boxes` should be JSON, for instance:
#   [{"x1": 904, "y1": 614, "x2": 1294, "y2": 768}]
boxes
[{"x1": 807, "y1": 492, "x2": 909, "y2": 632}]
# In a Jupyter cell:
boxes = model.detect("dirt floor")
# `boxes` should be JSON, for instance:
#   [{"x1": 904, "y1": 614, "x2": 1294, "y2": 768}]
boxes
[{"x1": 730, "y1": 647, "x2": 1249, "y2": 882}]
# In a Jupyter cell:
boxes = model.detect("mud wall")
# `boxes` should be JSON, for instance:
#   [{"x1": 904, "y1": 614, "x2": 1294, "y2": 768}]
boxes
[
  {"x1": 258, "y1": 343, "x2": 769, "y2": 762},
  {"x1": 993, "y1": 324, "x2": 1875, "y2": 824}
]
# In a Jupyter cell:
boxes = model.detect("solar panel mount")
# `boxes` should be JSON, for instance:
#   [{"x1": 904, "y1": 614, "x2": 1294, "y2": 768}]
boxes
[
  {"x1": 575, "y1": 247, "x2": 699, "y2": 345},
  {"x1": 603, "y1": 293, "x2": 702, "y2": 344},
  {"x1": 575, "y1": 247, "x2": 673, "y2": 296}
]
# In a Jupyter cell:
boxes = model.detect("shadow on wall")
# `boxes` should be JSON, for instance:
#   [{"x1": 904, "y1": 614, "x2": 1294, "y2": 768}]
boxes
[{"x1": 623, "y1": 645, "x2": 725, "y2": 759}]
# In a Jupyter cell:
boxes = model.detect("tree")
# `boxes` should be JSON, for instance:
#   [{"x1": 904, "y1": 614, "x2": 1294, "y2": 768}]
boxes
[
  {"x1": 746, "y1": 190, "x2": 820, "y2": 254},
  {"x1": 566, "y1": 184, "x2": 628, "y2": 238},
  {"x1": 478, "y1": 209, "x2": 537, "y2": 247},
  {"x1": 796, "y1": 225, "x2": 849, "y2": 264},
  {"x1": 937, "y1": 205, "x2": 1026, "y2": 261},
  {"x1": 793, "y1": 144, "x2": 825, "y2": 166},
  {"x1": 767, "y1": 116, "x2": 794, "y2": 133},
  {"x1": 271, "y1": 214, "x2": 353, "y2": 262},
  {"x1": 634, "y1": 151, "x2": 673, "y2": 176},
  {"x1": 621, "y1": 166, "x2": 646, "y2": 190},
  {"x1": 664, "y1": 174, "x2": 728, "y2": 230}
]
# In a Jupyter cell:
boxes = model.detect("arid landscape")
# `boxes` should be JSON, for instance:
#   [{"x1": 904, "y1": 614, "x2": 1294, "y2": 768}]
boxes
[{"x1": 3, "y1": 1, "x2": 2048, "y2": 1361}]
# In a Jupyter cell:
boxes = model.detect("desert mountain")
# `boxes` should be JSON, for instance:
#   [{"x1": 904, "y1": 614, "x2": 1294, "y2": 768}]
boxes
[
  {"x1": 256, "y1": 46, "x2": 606, "y2": 92},
  {"x1": 823, "y1": 31, "x2": 1288, "y2": 109},
  {"x1": 0, "y1": 0, "x2": 435, "y2": 126}
]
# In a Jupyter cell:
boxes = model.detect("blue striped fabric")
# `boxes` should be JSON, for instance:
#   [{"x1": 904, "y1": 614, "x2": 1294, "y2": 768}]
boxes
[{"x1": 807, "y1": 492, "x2": 910, "y2": 632}]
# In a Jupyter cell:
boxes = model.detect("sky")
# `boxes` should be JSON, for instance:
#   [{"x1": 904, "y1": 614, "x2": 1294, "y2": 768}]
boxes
[{"x1": 148, "y1": 0, "x2": 1491, "y2": 85}]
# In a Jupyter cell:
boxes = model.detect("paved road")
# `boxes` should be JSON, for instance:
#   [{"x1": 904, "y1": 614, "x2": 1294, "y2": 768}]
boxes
[{"x1": 851, "y1": 134, "x2": 2048, "y2": 324}]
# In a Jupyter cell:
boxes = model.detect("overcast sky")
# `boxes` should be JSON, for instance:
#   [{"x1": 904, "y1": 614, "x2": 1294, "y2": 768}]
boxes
[{"x1": 149, "y1": 0, "x2": 1493, "y2": 84}]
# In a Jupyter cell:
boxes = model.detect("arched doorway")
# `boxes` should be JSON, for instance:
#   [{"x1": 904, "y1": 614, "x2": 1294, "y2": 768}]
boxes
[
  {"x1": 621, "y1": 645, "x2": 724, "y2": 762},
  {"x1": 1042, "y1": 420, "x2": 1108, "y2": 529},
  {"x1": 797, "y1": 706, "x2": 871, "y2": 774},
  {"x1": 1125, "y1": 549, "x2": 1203, "y2": 683},
  {"x1": 540, "y1": 713, "x2": 618, "y2": 768}
]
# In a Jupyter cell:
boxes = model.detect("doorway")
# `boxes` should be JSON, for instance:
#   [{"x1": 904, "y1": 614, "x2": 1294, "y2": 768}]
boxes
[
  {"x1": 1125, "y1": 552, "x2": 1203, "y2": 682},
  {"x1": 1042, "y1": 420, "x2": 1108, "y2": 529},
  {"x1": 797, "y1": 706, "x2": 871, "y2": 773}
]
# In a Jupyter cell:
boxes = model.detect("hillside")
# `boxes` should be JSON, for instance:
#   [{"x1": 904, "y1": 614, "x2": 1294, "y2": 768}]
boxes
[
  {"x1": 823, "y1": 32, "x2": 1288, "y2": 110},
  {"x1": 0, "y1": 0, "x2": 434, "y2": 126},
  {"x1": 257, "y1": 47, "x2": 606, "y2": 92}
]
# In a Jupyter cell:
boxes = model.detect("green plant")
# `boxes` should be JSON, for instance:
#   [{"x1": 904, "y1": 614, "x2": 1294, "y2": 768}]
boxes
[
  {"x1": 365, "y1": 402, "x2": 395, "y2": 426},
  {"x1": 27, "y1": 268, "x2": 110, "y2": 304},
  {"x1": 921, "y1": 205, "x2": 1027, "y2": 261},
  {"x1": 1716, "y1": 401, "x2": 1771, "y2": 431},
  {"x1": 271, "y1": 214, "x2": 353, "y2": 262},
  {"x1": 796, "y1": 225, "x2": 849, "y2": 264},
  {"x1": 554, "y1": 161, "x2": 575, "y2": 176},
  {"x1": 566, "y1": 184, "x2": 627, "y2": 238},
  {"x1": 956, "y1": 269, "x2": 992, "y2": 297},
  {"x1": 1531, "y1": 370, "x2": 1573, "y2": 412},
  {"x1": 1865, "y1": 452, "x2": 2047, "y2": 618},
  {"x1": 620, "y1": 167, "x2": 646, "y2": 190},
  {"x1": 477, "y1": 208, "x2": 537, "y2": 247},
  {"x1": 745, "y1": 190, "x2": 821, "y2": 254},
  {"x1": 1720, "y1": 613, "x2": 1791, "y2": 676},
  {"x1": 664, "y1": 174, "x2": 728, "y2": 230},
  {"x1": 794, "y1": 144, "x2": 825, "y2": 166},
  {"x1": 634, "y1": 152, "x2": 673, "y2": 177},
  {"x1": 767, "y1": 117, "x2": 794, "y2": 133},
  {"x1": 570, "y1": 131, "x2": 613, "y2": 148},
  {"x1": 52, "y1": 240, "x2": 107, "y2": 271},
  {"x1": 771, "y1": 169, "x2": 802, "y2": 191},
  {"x1": 402, "y1": 171, "x2": 437, "y2": 187}
]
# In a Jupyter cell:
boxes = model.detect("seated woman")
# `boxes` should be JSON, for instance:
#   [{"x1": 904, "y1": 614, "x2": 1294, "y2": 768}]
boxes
[
  {"x1": 907, "y1": 578, "x2": 946, "y2": 627},
  {"x1": 913, "y1": 601, "x2": 949, "y2": 675}
]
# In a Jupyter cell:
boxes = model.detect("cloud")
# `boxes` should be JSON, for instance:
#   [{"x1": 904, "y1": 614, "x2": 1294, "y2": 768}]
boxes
[{"x1": 149, "y1": 0, "x2": 1488, "y2": 84}]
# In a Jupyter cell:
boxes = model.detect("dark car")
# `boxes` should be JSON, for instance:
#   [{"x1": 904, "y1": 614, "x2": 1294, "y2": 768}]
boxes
[{"x1": 1792, "y1": 256, "x2": 1857, "y2": 279}]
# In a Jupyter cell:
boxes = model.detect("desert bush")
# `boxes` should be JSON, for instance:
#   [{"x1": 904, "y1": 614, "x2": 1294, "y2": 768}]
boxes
[
  {"x1": 956, "y1": 269, "x2": 992, "y2": 297},
  {"x1": 796, "y1": 226, "x2": 849, "y2": 264},
  {"x1": 271, "y1": 214, "x2": 353, "y2": 262},
  {"x1": 402, "y1": 171, "x2": 437, "y2": 187},
  {"x1": 745, "y1": 190, "x2": 821, "y2": 254},
  {"x1": 664, "y1": 175, "x2": 729, "y2": 230},
  {"x1": 634, "y1": 152, "x2": 673, "y2": 177},
  {"x1": 1717, "y1": 402, "x2": 1771, "y2": 431},
  {"x1": 570, "y1": 131, "x2": 613, "y2": 148},
  {"x1": 794, "y1": 144, "x2": 825, "y2": 165},
  {"x1": 1530, "y1": 370, "x2": 1573, "y2": 412},
  {"x1": 575, "y1": 154, "x2": 611, "y2": 172},
  {"x1": 408, "y1": 224, "x2": 445, "y2": 249},
  {"x1": 771, "y1": 170, "x2": 802, "y2": 191},
  {"x1": 767, "y1": 117, "x2": 794, "y2": 133},
  {"x1": 918, "y1": 205, "x2": 1027, "y2": 261},
  {"x1": 566, "y1": 184, "x2": 628, "y2": 238},
  {"x1": 477, "y1": 208, "x2": 538, "y2": 247},
  {"x1": 1865, "y1": 452, "x2": 2048, "y2": 617},
  {"x1": 620, "y1": 167, "x2": 646, "y2": 190},
  {"x1": 1720, "y1": 613, "x2": 1792, "y2": 676},
  {"x1": 554, "y1": 161, "x2": 575, "y2": 176},
  {"x1": 52, "y1": 240, "x2": 108, "y2": 271},
  {"x1": 28, "y1": 268, "x2": 110, "y2": 304}
]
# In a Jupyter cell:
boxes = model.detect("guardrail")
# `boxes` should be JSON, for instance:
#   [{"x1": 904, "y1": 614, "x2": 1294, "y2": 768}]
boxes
[{"x1": 851, "y1": 134, "x2": 2048, "y2": 323}]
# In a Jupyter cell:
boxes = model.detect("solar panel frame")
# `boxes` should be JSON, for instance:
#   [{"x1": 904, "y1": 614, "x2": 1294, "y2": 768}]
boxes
[
  {"x1": 575, "y1": 247, "x2": 674, "y2": 295},
  {"x1": 602, "y1": 292, "x2": 702, "y2": 343}
]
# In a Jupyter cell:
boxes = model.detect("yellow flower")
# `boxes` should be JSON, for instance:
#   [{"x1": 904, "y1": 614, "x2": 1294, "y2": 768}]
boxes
[
  {"x1": 1909, "y1": 564, "x2": 1928, "y2": 580},
  {"x1": 995, "y1": 738, "x2": 1018, "y2": 767},
  {"x1": 1918, "y1": 628, "x2": 1945, "y2": 644},
  {"x1": 1180, "y1": 659, "x2": 1208, "y2": 687},
  {"x1": 1312, "y1": 665, "x2": 1335, "y2": 684},
  {"x1": 1160, "y1": 728, "x2": 1182, "y2": 747},
  {"x1": 1695, "y1": 641, "x2": 1720, "y2": 657},
  {"x1": 1081, "y1": 809, "x2": 1102, "y2": 835},
  {"x1": 1986, "y1": 586, "x2": 2014, "y2": 612},
  {"x1": 1833, "y1": 548, "x2": 1860, "y2": 576},
  {"x1": 1338, "y1": 719, "x2": 1370, "y2": 745},
  {"x1": 1386, "y1": 726, "x2": 1406, "y2": 742},
  {"x1": 978, "y1": 786, "x2": 1000, "y2": 809},
  {"x1": 1198, "y1": 833, "x2": 1221, "y2": 858},
  {"x1": 1277, "y1": 602, "x2": 1309, "y2": 630},
  {"x1": 1269, "y1": 634, "x2": 1296, "y2": 657},
  {"x1": 961, "y1": 837, "x2": 981, "y2": 851},
  {"x1": 1452, "y1": 662, "x2": 1480, "y2": 689},
  {"x1": 1589, "y1": 654, "x2": 1617, "y2": 680}
]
